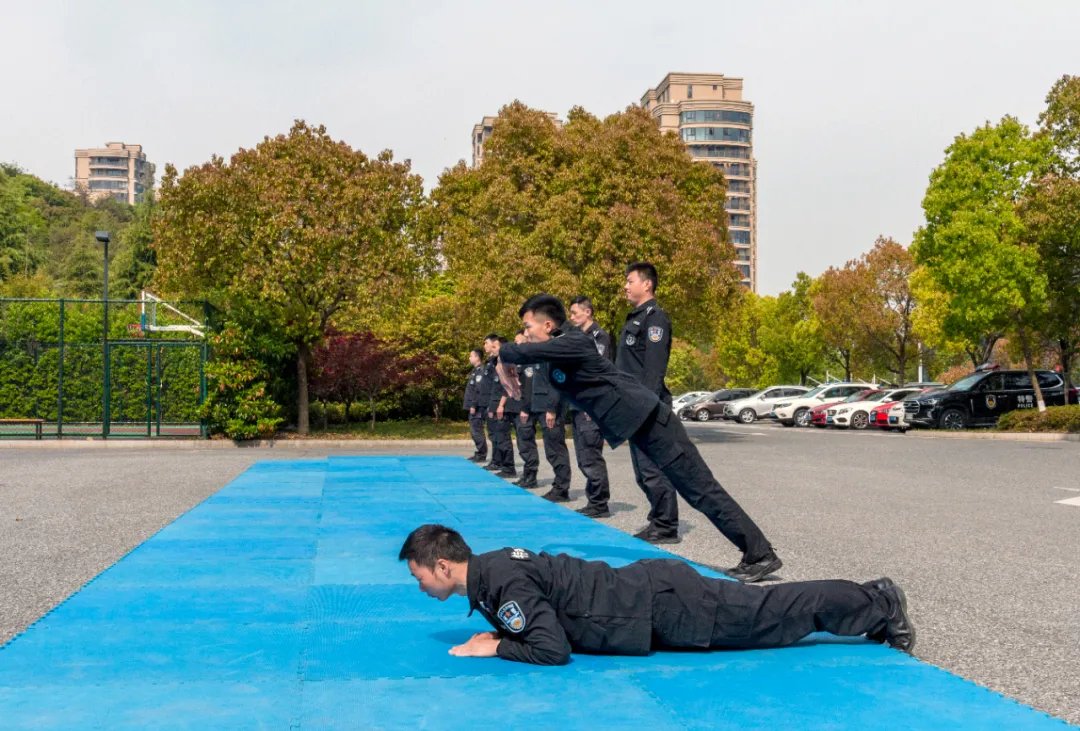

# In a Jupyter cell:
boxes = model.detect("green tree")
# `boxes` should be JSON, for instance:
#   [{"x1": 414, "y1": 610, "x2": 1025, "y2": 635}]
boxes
[
  {"x1": 911, "y1": 117, "x2": 1054, "y2": 408},
  {"x1": 759, "y1": 272, "x2": 826, "y2": 385},
  {"x1": 1039, "y1": 74, "x2": 1080, "y2": 175},
  {"x1": 154, "y1": 121, "x2": 430, "y2": 434},
  {"x1": 712, "y1": 290, "x2": 781, "y2": 389},
  {"x1": 433, "y1": 102, "x2": 740, "y2": 344}
]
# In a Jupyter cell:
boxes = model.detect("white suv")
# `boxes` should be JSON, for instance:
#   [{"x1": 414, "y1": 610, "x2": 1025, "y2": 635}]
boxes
[
  {"x1": 771, "y1": 383, "x2": 874, "y2": 427},
  {"x1": 723, "y1": 386, "x2": 811, "y2": 424}
]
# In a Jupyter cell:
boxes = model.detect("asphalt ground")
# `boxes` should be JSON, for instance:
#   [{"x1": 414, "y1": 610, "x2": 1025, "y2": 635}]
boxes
[{"x1": 1, "y1": 422, "x2": 1077, "y2": 724}]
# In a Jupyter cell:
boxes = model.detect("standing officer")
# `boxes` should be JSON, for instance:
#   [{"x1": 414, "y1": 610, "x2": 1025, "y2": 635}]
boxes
[
  {"x1": 566, "y1": 296, "x2": 612, "y2": 518},
  {"x1": 464, "y1": 348, "x2": 487, "y2": 463},
  {"x1": 617, "y1": 262, "x2": 680, "y2": 544},
  {"x1": 400, "y1": 524, "x2": 913, "y2": 665},
  {"x1": 513, "y1": 353, "x2": 541, "y2": 489},
  {"x1": 484, "y1": 334, "x2": 516, "y2": 478},
  {"x1": 498, "y1": 294, "x2": 782, "y2": 583},
  {"x1": 513, "y1": 332, "x2": 572, "y2": 500}
]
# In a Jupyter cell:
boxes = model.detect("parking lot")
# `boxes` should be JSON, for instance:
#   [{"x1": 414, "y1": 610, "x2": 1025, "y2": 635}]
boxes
[{"x1": 1, "y1": 424, "x2": 1078, "y2": 724}]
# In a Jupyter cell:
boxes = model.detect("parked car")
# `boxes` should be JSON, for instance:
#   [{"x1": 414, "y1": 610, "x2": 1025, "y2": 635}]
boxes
[
  {"x1": 771, "y1": 383, "x2": 874, "y2": 427},
  {"x1": 722, "y1": 386, "x2": 811, "y2": 424},
  {"x1": 681, "y1": 388, "x2": 758, "y2": 421},
  {"x1": 904, "y1": 369, "x2": 1073, "y2": 430},
  {"x1": 672, "y1": 391, "x2": 711, "y2": 413},
  {"x1": 809, "y1": 398, "x2": 849, "y2": 428},
  {"x1": 828, "y1": 387, "x2": 924, "y2": 429}
]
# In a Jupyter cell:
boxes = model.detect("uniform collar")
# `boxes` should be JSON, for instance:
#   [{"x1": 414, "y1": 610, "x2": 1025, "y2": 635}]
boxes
[
  {"x1": 466, "y1": 554, "x2": 484, "y2": 616},
  {"x1": 585, "y1": 321, "x2": 601, "y2": 337},
  {"x1": 628, "y1": 298, "x2": 657, "y2": 317}
]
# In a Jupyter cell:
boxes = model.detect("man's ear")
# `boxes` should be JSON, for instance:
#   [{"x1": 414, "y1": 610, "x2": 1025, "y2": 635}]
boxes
[{"x1": 435, "y1": 558, "x2": 451, "y2": 577}]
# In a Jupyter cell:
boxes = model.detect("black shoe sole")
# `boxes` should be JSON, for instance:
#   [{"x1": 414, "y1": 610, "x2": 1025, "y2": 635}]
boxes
[
  {"x1": 885, "y1": 584, "x2": 916, "y2": 654},
  {"x1": 638, "y1": 533, "x2": 680, "y2": 545},
  {"x1": 732, "y1": 556, "x2": 783, "y2": 583},
  {"x1": 542, "y1": 494, "x2": 570, "y2": 503},
  {"x1": 576, "y1": 508, "x2": 611, "y2": 518}
]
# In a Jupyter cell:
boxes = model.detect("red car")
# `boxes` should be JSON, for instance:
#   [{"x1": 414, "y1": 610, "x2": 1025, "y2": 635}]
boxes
[
  {"x1": 809, "y1": 399, "x2": 847, "y2": 428},
  {"x1": 870, "y1": 400, "x2": 903, "y2": 430}
]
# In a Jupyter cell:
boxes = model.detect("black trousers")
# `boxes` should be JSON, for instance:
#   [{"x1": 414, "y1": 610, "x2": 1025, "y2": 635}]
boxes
[
  {"x1": 630, "y1": 406, "x2": 771, "y2": 561},
  {"x1": 629, "y1": 444, "x2": 679, "y2": 534},
  {"x1": 708, "y1": 579, "x2": 889, "y2": 649},
  {"x1": 468, "y1": 412, "x2": 487, "y2": 458},
  {"x1": 518, "y1": 413, "x2": 572, "y2": 490},
  {"x1": 572, "y1": 411, "x2": 610, "y2": 508},
  {"x1": 487, "y1": 415, "x2": 514, "y2": 471}
]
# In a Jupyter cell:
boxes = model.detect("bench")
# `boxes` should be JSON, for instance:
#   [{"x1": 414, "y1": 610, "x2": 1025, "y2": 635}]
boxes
[{"x1": 0, "y1": 418, "x2": 45, "y2": 439}]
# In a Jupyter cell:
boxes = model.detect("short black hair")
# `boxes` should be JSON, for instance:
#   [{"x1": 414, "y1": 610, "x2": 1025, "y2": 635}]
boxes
[
  {"x1": 399, "y1": 524, "x2": 472, "y2": 568},
  {"x1": 484, "y1": 333, "x2": 500, "y2": 343},
  {"x1": 569, "y1": 295, "x2": 594, "y2": 315},
  {"x1": 626, "y1": 261, "x2": 658, "y2": 293},
  {"x1": 518, "y1": 293, "x2": 567, "y2": 327},
  {"x1": 469, "y1": 348, "x2": 483, "y2": 359}
]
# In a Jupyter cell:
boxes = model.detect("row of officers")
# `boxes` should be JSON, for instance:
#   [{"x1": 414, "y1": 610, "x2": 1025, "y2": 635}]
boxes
[{"x1": 462, "y1": 263, "x2": 682, "y2": 544}]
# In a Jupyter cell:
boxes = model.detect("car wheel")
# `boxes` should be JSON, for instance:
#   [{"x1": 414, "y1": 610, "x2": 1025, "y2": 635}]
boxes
[
  {"x1": 851, "y1": 411, "x2": 869, "y2": 430},
  {"x1": 695, "y1": 409, "x2": 711, "y2": 422},
  {"x1": 738, "y1": 408, "x2": 756, "y2": 424},
  {"x1": 939, "y1": 408, "x2": 967, "y2": 430},
  {"x1": 794, "y1": 408, "x2": 811, "y2": 427}
]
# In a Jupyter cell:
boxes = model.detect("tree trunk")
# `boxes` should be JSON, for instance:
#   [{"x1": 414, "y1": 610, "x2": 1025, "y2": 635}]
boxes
[
  {"x1": 1018, "y1": 325, "x2": 1046, "y2": 413},
  {"x1": 343, "y1": 400, "x2": 351, "y2": 425},
  {"x1": 296, "y1": 343, "x2": 310, "y2": 435},
  {"x1": 433, "y1": 400, "x2": 442, "y2": 422},
  {"x1": 369, "y1": 394, "x2": 376, "y2": 432}
]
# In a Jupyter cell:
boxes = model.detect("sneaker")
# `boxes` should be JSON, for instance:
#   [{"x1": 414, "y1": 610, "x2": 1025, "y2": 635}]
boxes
[
  {"x1": 633, "y1": 528, "x2": 681, "y2": 545},
  {"x1": 541, "y1": 490, "x2": 570, "y2": 503},
  {"x1": 729, "y1": 552, "x2": 782, "y2": 583},
  {"x1": 576, "y1": 505, "x2": 611, "y2": 518},
  {"x1": 877, "y1": 580, "x2": 916, "y2": 654}
]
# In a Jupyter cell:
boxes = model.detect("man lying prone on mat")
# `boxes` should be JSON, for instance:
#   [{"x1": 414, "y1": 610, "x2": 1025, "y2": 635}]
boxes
[{"x1": 400, "y1": 524, "x2": 914, "y2": 666}]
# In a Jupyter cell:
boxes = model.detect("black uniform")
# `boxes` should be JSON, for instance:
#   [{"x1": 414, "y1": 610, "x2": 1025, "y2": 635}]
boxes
[
  {"x1": 516, "y1": 363, "x2": 571, "y2": 495},
  {"x1": 485, "y1": 357, "x2": 515, "y2": 473},
  {"x1": 467, "y1": 548, "x2": 897, "y2": 666},
  {"x1": 616, "y1": 298, "x2": 679, "y2": 537},
  {"x1": 464, "y1": 364, "x2": 487, "y2": 460},
  {"x1": 571, "y1": 321, "x2": 612, "y2": 510},
  {"x1": 499, "y1": 329, "x2": 772, "y2": 563}
]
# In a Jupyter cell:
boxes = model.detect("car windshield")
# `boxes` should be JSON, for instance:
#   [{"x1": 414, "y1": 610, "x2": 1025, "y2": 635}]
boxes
[
  {"x1": 801, "y1": 386, "x2": 826, "y2": 398},
  {"x1": 946, "y1": 374, "x2": 983, "y2": 392},
  {"x1": 843, "y1": 390, "x2": 880, "y2": 403}
]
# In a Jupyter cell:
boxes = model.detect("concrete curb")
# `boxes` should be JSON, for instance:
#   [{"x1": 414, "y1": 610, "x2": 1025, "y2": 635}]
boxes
[
  {"x1": 0, "y1": 438, "x2": 476, "y2": 450},
  {"x1": 907, "y1": 430, "x2": 1080, "y2": 443}
]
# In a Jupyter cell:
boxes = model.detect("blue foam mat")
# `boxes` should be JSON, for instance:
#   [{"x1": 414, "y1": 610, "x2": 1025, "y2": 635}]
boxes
[{"x1": 0, "y1": 456, "x2": 1071, "y2": 729}]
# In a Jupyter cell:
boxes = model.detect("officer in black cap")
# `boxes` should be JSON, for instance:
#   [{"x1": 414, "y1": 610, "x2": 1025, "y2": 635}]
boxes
[
  {"x1": 463, "y1": 348, "x2": 487, "y2": 463},
  {"x1": 512, "y1": 331, "x2": 573, "y2": 501},
  {"x1": 483, "y1": 334, "x2": 516, "y2": 478},
  {"x1": 566, "y1": 295, "x2": 613, "y2": 518},
  {"x1": 400, "y1": 524, "x2": 914, "y2": 665},
  {"x1": 497, "y1": 293, "x2": 781, "y2": 583},
  {"x1": 616, "y1": 262, "x2": 680, "y2": 544}
]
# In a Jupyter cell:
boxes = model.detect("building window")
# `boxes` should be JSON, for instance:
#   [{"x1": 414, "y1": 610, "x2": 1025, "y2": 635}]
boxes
[
  {"x1": 712, "y1": 84, "x2": 718, "y2": 90},
  {"x1": 727, "y1": 180, "x2": 750, "y2": 193},
  {"x1": 731, "y1": 230, "x2": 751, "y2": 244},
  {"x1": 680, "y1": 127, "x2": 750, "y2": 144},
  {"x1": 687, "y1": 85, "x2": 693, "y2": 99},
  {"x1": 679, "y1": 110, "x2": 751, "y2": 126},
  {"x1": 738, "y1": 264, "x2": 751, "y2": 279},
  {"x1": 730, "y1": 213, "x2": 751, "y2": 227},
  {"x1": 687, "y1": 145, "x2": 752, "y2": 160},
  {"x1": 726, "y1": 196, "x2": 751, "y2": 211}
]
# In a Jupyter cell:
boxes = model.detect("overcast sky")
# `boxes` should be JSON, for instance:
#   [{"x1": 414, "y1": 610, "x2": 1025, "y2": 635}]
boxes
[{"x1": 4, "y1": 1, "x2": 1078, "y2": 293}]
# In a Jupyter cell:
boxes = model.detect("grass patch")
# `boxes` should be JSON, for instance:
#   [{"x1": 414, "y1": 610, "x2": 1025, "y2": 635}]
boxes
[
  {"x1": 285, "y1": 418, "x2": 471, "y2": 440},
  {"x1": 996, "y1": 405, "x2": 1080, "y2": 433}
]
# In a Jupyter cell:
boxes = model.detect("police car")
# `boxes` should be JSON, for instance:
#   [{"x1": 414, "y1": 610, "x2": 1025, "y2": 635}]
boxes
[{"x1": 903, "y1": 367, "x2": 1071, "y2": 430}]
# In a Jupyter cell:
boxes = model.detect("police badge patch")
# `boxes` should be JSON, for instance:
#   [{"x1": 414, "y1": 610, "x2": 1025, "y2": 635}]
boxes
[
  {"x1": 551, "y1": 368, "x2": 566, "y2": 384},
  {"x1": 498, "y1": 601, "x2": 526, "y2": 633},
  {"x1": 625, "y1": 334, "x2": 636, "y2": 346},
  {"x1": 509, "y1": 548, "x2": 530, "y2": 560},
  {"x1": 475, "y1": 375, "x2": 482, "y2": 383},
  {"x1": 985, "y1": 394, "x2": 997, "y2": 409},
  {"x1": 648, "y1": 326, "x2": 664, "y2": 343},
  {"x1": 525, "y1": 366, "x2": 535, "y2": 377}
]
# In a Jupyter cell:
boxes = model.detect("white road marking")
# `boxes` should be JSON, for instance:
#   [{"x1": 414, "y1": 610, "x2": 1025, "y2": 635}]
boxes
[
  {"x1": 1051, "y1": 486, "x2": 1080, "y2": 492},
  {"x1": 1054, "y1": 496, "x2": 1080, "y2": 507}
]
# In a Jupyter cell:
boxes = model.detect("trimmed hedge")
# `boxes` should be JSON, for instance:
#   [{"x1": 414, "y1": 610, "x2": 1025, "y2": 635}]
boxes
[{"x1": 997, "y1": 405, "x2": 1080, "y2": 433}]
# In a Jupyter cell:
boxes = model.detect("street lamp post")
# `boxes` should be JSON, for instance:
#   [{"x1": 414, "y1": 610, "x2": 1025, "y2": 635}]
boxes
[{"x1": 95, "y1": 231, "x2": 110, "y2": 437}]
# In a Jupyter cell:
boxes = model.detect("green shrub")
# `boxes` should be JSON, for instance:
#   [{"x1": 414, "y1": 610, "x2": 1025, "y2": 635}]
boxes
[
  {"x1": 997, "y1": 405, "x2": 1080, "y2": 433},
  {"x1": 200, "y1": 326, "x2": 283, "y2": 440}
]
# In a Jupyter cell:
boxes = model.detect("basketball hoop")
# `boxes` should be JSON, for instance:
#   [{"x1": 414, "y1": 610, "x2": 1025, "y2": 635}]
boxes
[{"x1": 127, "y1": 323, "x2": 144, "y2": 337}]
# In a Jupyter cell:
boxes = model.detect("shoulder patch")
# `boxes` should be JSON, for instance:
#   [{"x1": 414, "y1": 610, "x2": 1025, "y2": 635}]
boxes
[
  {"x1": 475, "y1": 375, "x2": 482, "y2": 383},
  {"x1": 524, "y1": 366, "x2": 535, "y2": 377},
  {"x1": 509, "y1": 548, "x2": 530, "y2": 561},
  {"x1": 648, "y1": 326, "x2": 664, "y2": 343},
  {"x1": 625, "y1": 334, "x2": 636, "y2": 346},
  {"x1": 498, "y1": 600, "x2": 527, "y2": 633},
  {"x1": 596, "y1": 343, "x2": 606, "y2": 356},
  {"x1": 551, "y1": 368, "x2": 567, "y2": 384}
]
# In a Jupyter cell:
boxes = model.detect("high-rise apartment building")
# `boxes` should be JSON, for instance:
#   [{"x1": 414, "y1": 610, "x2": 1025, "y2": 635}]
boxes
[
  {"x1": 74, "y1": 142, "x2": 155, "y2": 205},
  {"x1": 641, "y1": 73, "x2": 757, "y2": 290},
  {"x1": 472, "y1": 112, "x2": 562, "y2": 168}
]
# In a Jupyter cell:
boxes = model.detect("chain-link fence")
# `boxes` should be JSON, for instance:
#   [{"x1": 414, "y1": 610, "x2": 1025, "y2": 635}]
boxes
[{"x1": 0, "y1": 297, "x2": 208, "y2": 439}]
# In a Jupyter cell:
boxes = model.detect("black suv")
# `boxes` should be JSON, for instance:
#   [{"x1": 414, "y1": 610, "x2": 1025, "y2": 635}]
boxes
[
  {"x1": 680, "y1": 388, "x2": 757, "y2": 421},
  {"x1": 904, "y1": 369, "x2": 1070, "y2": 430}
]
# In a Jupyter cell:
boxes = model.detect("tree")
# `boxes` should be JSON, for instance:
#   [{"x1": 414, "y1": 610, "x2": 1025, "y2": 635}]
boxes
[
  {"x1": 856, "y1": 238, "x2": 918, "y2": 383},
  {"x1": 153, "y1": 121, "x2": 430, "y2": 434},
  {"x1": 310, "y1": 331, "x2": 429, "y2": 430},
  {"x1": 712, "y1": 290, "x2": 781, "y2": 389},
  {"x1": 759, "y1": 272, "x2": 826, "y2": 385},
  {"x1": 810, "y1": 265, "x2": 864, "y2": 381},
  {"x1": 433, "y1": 102, "x2": 741, "y2": 344},
  {"x1": 911, "y1": 117, "x2": 1054, "y2": 409},
  {"x1": 1039, "y1": 75, "x2": 1080, "y2": 175}
]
